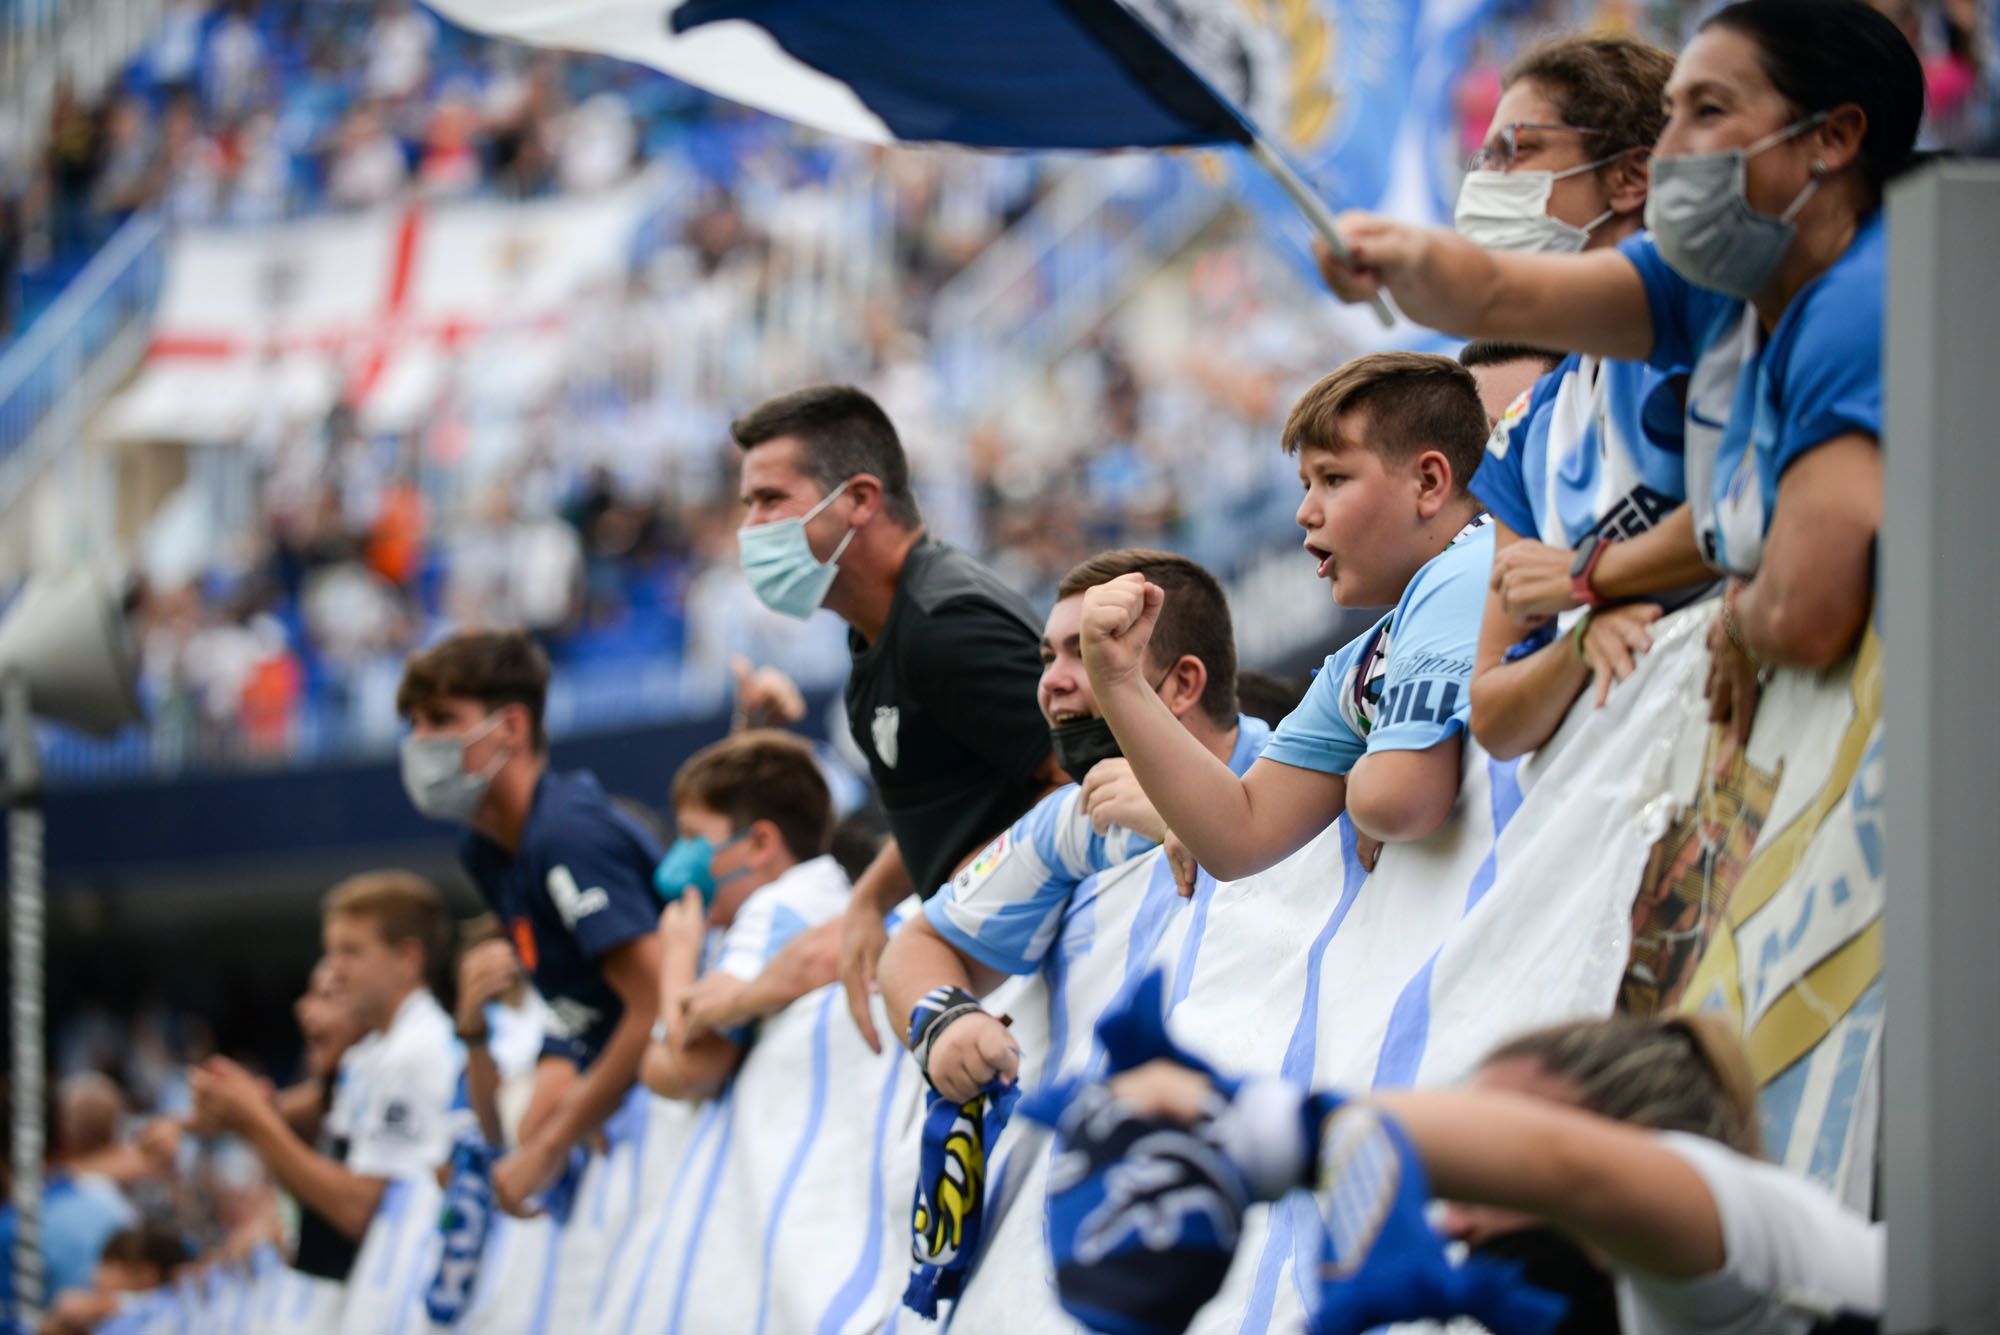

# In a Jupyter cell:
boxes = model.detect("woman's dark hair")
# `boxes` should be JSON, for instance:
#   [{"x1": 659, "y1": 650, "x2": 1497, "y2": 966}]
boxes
[{"x1": 1701, "y1": 0, "x2": 1924, "y2": 203}]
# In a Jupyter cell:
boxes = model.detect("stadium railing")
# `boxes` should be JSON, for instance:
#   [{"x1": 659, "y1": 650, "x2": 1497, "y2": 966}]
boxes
[{"x1": 0, "y1": 211, "x2": 166, "y2": 517}]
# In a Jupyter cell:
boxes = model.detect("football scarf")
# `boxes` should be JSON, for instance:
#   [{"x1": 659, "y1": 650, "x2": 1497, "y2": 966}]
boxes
[
  {"x1": 902, "y1": 1079, "x2": 1021, "y2": 1318},
  {"x1": 1308, "y1": 1101, "x2": 1566, "y2": 1335},
  {"x1": 902, "y1": 985, "x2": 1022, "y2": 1318}
]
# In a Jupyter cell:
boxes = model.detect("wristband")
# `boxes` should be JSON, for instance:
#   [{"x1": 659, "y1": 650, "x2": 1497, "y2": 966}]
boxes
[
  {"x1": 456, "y1": 1025, "x2": 490, "y2": 1045},
  {"x1": 1569, "y1": 532, "x2": 1611, "y2": 609},
  {"x1": 908, "y1": 986, "x2": 987, "y2": 1090},
  {"x1": 1721, "y1": 582, "x2": 1765, "y2": 669},
  {"x1": 1571, "y1": 612, "x2": 1594, "y2": 663}
]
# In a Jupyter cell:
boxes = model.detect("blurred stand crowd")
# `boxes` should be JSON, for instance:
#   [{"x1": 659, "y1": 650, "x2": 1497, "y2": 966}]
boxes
[{"x1": 10, "y1": 0, "x2": 1992, "y2": 779}]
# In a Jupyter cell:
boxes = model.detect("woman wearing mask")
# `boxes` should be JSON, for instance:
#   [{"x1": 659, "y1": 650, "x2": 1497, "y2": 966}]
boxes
[
  {"x1": 1452, "y1": 34, "x2": 1715, "y2": 760},
  {"x1": 1320, "y1": 0, "x2": 1919, "y2": 747}
]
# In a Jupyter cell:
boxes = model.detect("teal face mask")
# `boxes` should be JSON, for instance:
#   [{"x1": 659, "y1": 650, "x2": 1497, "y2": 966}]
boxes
[
  {"x1": 654, "y1": 831, "x2": 750, "y2": 906},
  {"x1": 736, "y1": 479, "x2": 858, "y2": 620}
]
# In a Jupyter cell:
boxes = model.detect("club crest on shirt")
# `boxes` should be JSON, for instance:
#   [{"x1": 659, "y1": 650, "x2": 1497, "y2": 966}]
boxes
[
  {"x1": 547, "y1": 865, "x2": 609, "y2": 930},
  {"x1": 872, "y1": 705, "x2": 901, "y2": 769},
  {"x1": 1487, "y1": 388, "x2": 1535, "y2": 459}
]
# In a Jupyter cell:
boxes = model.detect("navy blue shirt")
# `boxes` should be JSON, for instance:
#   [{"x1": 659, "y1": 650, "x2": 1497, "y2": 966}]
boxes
[{"x1": 461, "y1": 769, "x2": 662, "y2": 1068}]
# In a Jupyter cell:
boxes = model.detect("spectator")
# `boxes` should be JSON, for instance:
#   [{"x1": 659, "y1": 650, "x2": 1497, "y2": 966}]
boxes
[
  {"x1": 204, "y1": 1, "x2": 268, "y2": 119},
  {"x1": 643, "y1": 730, "x2": 850, "y2": 1099},
  {"x1": 325, "y1": 106, "x2": 409, "y2": 211},
  {"x1": 397, "y1": 629, "x2": 664, "y2": 1215},
  {"x1": 453, "y1": 913, "x2": 566, "y2": 1150},
  {"x1": 1233, "y1": 668, "x2": 1310, "y2": 729},
  {"x1": 1453, "y1": 37, "x2": 1709, "y2": 762},
  {"x1": 33, "y1": 1076, "x2": 139, "y2": 1302},
  {"x1": 1084, "y1": 354, "x2": 1493, "y2": 888},
  {"x1": 730, "y1": 385, "x2": 1056, "y2": 1052},
  {"x1": 39, "y1": 1224, "x2": 191, "y2": 1334},
  {"x1": 365, "y1": 0, "x2": 439, "y2": 103},
  {"x1": 189, "y1": 872, "x2": 458, "y2": 1286},
  {"x1": 1458, "y1": 340, "x2": 1560, "y2": 429},
  {"x1": 1083, "y1": 1006, "x2": 1877, "y2": 1335},
  {"x1": 879, "y1": 549, "x2": 1269, "y2": 1102},
  {"x1": 1319, "y1": 0, "x2": 1922, "y2": 747}
]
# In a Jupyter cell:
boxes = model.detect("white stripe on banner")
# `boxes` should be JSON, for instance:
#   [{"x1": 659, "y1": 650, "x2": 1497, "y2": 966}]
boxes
[{"x1": 424, "y1": 0, "x2": 894, "y2": 143}]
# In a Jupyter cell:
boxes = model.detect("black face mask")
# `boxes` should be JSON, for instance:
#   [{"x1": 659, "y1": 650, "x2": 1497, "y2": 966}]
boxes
[
  {"x1": 1471, "y1": 1226, "x2": 1620, "y2": 1334},
  {"x1": 1050, "y1": 715, "x2": 1123, "y2": 783}
]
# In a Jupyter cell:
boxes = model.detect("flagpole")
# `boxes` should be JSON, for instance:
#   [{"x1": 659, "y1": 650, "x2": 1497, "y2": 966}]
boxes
[{"x1": 1246, "y1": 136, "x2": 1396, "y2": 328}]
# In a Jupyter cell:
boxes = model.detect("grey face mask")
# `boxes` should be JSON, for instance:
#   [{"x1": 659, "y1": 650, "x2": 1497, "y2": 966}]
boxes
[
  {"x1": 1643, "y1": 114, "x2": 1827, "y2": 301},
  {"x1": 400, "y1": 713, "x2": 506, "y2": 824}
]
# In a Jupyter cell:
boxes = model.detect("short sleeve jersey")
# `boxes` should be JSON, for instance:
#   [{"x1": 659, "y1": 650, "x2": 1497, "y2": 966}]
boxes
[
  {"x1": 461, "y1": 769, "x2": 664, "y2": 1067},
  {"x1": 1471, "y1": 353, "x2": 1687, "y2": 550},
  {"x1": 845, "y1": 537, "x2": 1052, "y2": 899},
  {"x1": 1618, "y1": 1132, "x2": 1883, "y2": 1335},
  {"x1": 323, "y1": 989, "x2": 460, "y2": 1181},
  {"x1": 710, "y1": 854, "x2": 852, "y2": 983},
  {"x1": 1620, "y1": 214, "x2": 1884, "y2": 578},
  {"x1": 926, "y1": 715, "x2": 1272, "y2": 975},
  {"x1": 1263, "y1": 523, "x2": 1491, "y2": 776}
]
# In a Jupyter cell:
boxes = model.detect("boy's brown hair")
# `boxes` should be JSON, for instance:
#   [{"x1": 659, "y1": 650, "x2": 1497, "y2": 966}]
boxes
[
  {"x1": 396, "y1": 630, "x2": 551, "y2": 752},
  {"x1": 672, "y1": 729, "x2": 833, "y2": 863},
  {"x1": 323, "y1": 870, "x2": 450, "y2": 978},
  {"x1": 1055, "y1": 549, "x2": 1238, "y2": 726},
  {"x1": 1282, "y1": 351, "x2": 1489, "y2": 490}
]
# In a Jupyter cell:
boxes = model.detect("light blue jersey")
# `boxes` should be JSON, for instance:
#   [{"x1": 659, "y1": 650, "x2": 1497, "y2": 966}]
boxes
[
  {"x1": 1620, "y1": 214, "x2": 1883, "y2": 579},
  {"x1": 1471, "y1": 353, "x2": 1687, "y2": 550},
  {"x1": 1262, "y1": 521, "x2": 1491, "y2": 776},
  {"x1": 926, "y1": 714, "x2": 1271, "y2": 976}
]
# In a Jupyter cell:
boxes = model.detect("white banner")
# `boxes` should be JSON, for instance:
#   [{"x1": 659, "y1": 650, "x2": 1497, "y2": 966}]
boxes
[
  {"x1": 102, "y1": 178, "x2": 660, "y2": 444},
  {"x1": 105, "y1": 602, "x2": 1882, "y2": 1333}
]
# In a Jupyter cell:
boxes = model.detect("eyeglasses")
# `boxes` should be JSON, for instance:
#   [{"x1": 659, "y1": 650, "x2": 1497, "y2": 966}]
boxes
[{"x1": 1467, "y1": 122, "x2": 1609, "y2": 172}]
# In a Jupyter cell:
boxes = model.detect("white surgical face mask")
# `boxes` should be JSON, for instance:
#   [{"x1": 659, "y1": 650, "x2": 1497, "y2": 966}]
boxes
[
  {"x1": 1455, "y1": 153, "x2": 1622, "y2": 255},
  {"x1": 401, "y1": 712, "x2": 506, "y2": 824},
  {"x1": 737, "y1": 479, "x2": 858, "y2": 620},
  {"x1": 1644, "y1": 114, "x2": 1828, "y2": 301}
]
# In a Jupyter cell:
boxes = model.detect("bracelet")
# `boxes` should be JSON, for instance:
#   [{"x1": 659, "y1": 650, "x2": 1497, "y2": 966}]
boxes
[
  {"x1": 1721, "y1": 583, "x2": 1764, "y2": 669},
  {"x1": 1571, "y1": 612, "x2": 1594, "y2": 663},
  {"x1": 907, "y1": 986, "x2": 987, "y2": 1090},
  {"x1": 456, "y1": 1025, "x2": 490, "y2": 1045}
]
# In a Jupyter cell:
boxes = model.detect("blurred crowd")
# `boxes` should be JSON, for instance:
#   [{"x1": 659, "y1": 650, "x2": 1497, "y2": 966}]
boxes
[{"x1": 10, "y1": 0, "x2": 1996, "y2": 787}]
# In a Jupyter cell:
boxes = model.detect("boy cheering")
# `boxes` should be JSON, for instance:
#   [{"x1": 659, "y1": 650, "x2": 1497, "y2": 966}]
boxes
[{"x1": 1083, "y1": 353, "x2": 1492, "y2": 885}]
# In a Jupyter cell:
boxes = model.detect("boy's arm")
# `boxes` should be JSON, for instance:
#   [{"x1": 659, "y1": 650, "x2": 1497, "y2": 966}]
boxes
[
  {"x1": 881, "y1": 915, "x2": 1018, "y2": 1102},
  {"x1": 879, "y1": 913, "x2": 1008, "y2": 1023},
  {"x1": 1469, "y1": 522, "x2": 1592, "y2": 762},
  {"x1": 642, "y1": 895, "x2": 756, "y2": 1101},
  {"x1": 1345, "y1": 737, "x2": 1465, "y2": 843},
  {"x1": 494, "y1": 934, "x2": 660, "y2": 1214},
  {"x1": 272, "y1": 1078, "x2": 328, "y2": 1141},
  {"x1": 192, "y1": 1058, "x2": 384, "y2": 1241},
  {"x1": 239, "y1": 1115, "x2": 388, "y2": 1242},
  {"x1": 1083, "y1": 575, "x2": 1345, "y2": 881}
]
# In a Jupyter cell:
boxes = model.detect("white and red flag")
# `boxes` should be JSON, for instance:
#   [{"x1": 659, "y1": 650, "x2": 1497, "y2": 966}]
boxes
[{"x1": 105, "y1": 176, "x2": 657, "y2": 442}]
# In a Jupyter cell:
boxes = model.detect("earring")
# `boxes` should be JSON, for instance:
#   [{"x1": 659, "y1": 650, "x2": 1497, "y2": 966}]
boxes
[{"x1": 1811, "y1": 158, "x2": 1826, "y2": 176}]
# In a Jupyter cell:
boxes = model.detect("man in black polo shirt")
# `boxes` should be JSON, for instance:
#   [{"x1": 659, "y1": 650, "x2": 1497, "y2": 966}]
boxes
[{"x1": 734, "y1": 384, "x2": 1055, "y2": 1049}]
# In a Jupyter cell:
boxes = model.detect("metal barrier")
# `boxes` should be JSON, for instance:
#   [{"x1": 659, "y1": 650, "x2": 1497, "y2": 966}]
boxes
[
  {"x1": 0, "y1": 211, "x2": 166, "y2": 512},
  {"x1": 930, "y1": 156, "x2": 1227, "y2": 415}
]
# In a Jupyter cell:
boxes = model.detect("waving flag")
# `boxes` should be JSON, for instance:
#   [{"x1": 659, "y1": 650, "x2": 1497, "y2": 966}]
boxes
[{"x1": 427, "y1": 0, "x2": 1395, "y2": 320}]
